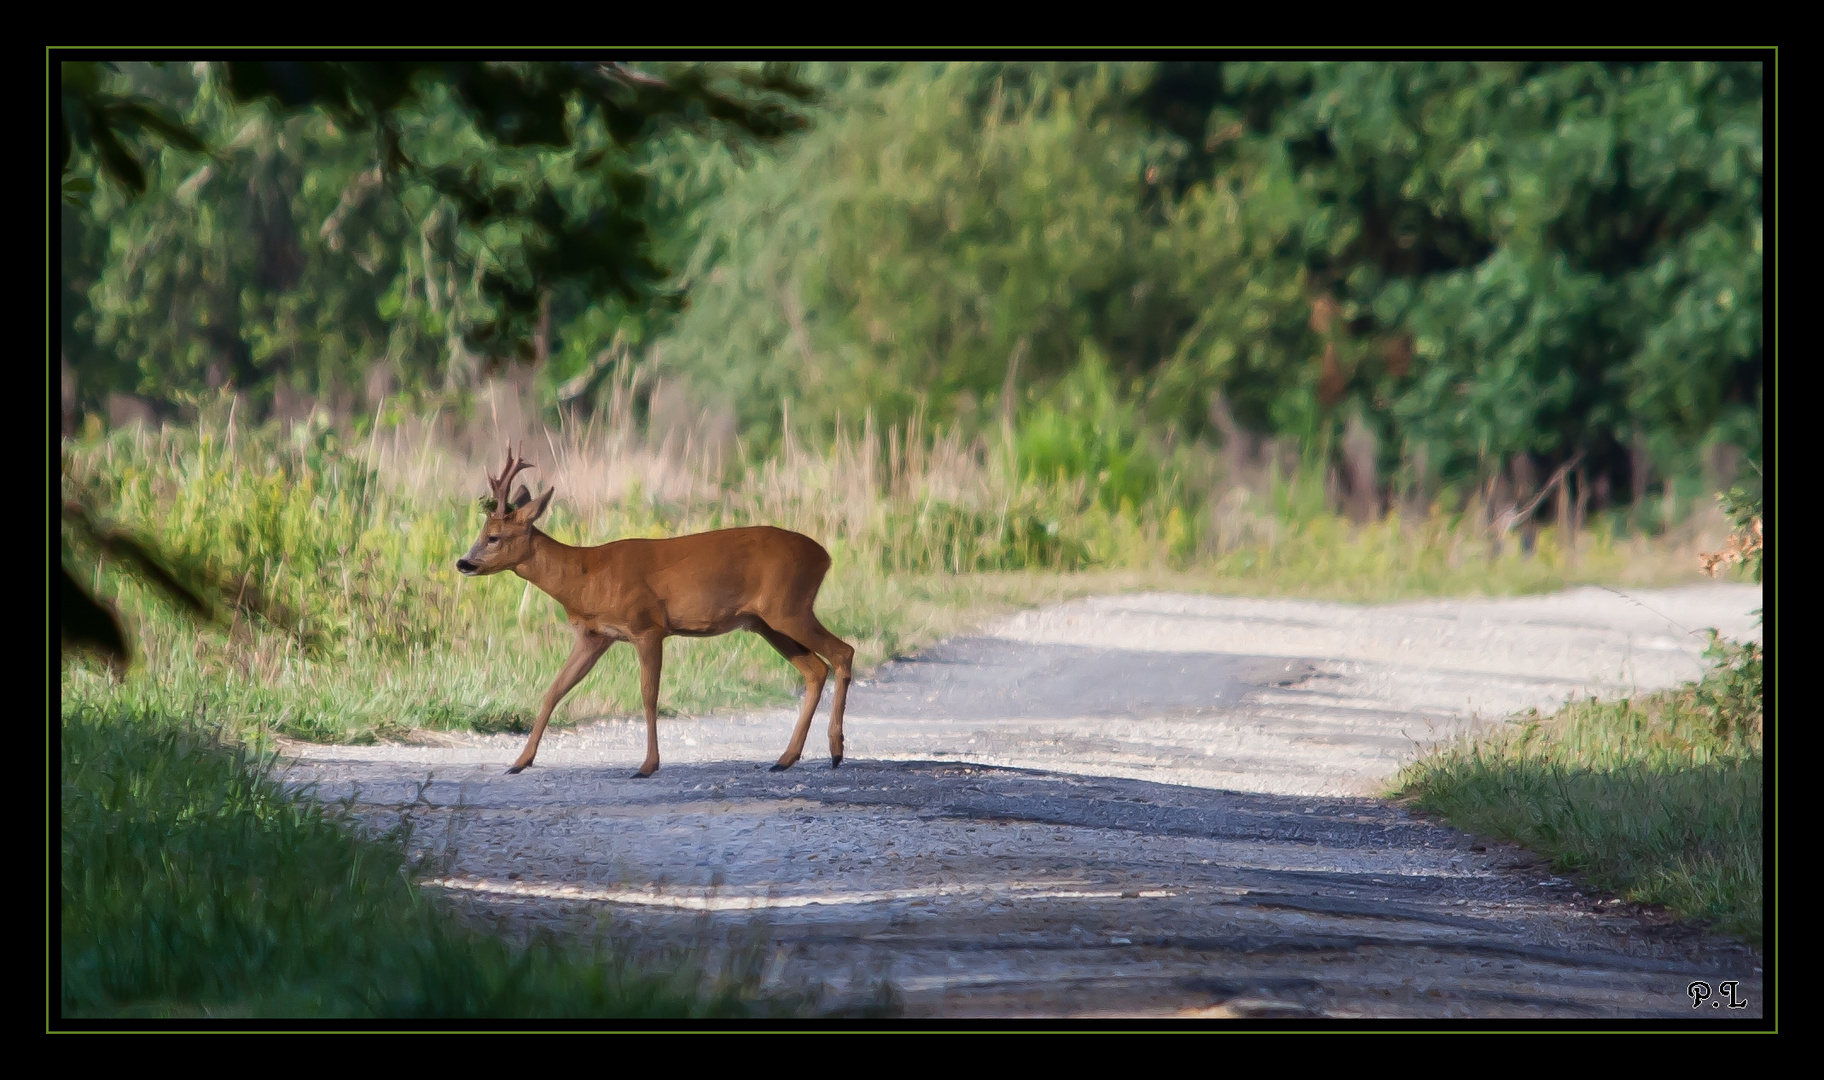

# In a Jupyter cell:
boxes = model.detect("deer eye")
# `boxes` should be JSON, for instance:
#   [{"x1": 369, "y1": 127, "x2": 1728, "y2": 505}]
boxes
[{"x1": 487, "y1": 535, "x2": 499, "y2": 544}]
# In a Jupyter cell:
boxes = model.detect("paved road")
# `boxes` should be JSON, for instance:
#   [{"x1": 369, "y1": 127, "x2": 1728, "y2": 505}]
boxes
[{"x1": 279, "y1": 583, "x2": 1764, "y2": 1019}]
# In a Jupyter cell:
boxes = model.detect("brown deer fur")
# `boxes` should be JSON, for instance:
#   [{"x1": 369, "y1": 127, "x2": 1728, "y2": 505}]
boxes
[{"x1": 456, "y1": 445, "x2": 854, "y2": 778}]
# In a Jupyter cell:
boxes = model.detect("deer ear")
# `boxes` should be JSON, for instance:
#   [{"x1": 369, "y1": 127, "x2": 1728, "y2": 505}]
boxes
[
  {"x1": 510, "y1": 484, "x2": 532, "y2": 510},
  {"x1": 524, "y1": 486, "x2": 554, "y2": 524}
]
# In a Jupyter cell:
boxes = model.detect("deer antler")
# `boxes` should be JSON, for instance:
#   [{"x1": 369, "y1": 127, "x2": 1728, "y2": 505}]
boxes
[{"x1": 487, "y1": 442, "x2": 535, "y2": 510}]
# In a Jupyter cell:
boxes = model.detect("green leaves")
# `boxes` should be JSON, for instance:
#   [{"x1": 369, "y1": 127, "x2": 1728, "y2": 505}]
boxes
[
  {"x1": 65, "y1": 61, "x2": 815, "y2": 405},
  {"x1": 1696, "y1": 630, "x2": 1763, "y2": 741},
  {"x1": 1704, "y1": 465, "x2": 1763, "y2": 600},
  {"x1": 60, "y1": 565, "x2": 126, "y2": 668},
  {"x1": 62, "y1": 502, "x2": 212, "y2": 618},
  {"x1": 648, "y1": 60, "x2": 1757, "y2": 504},
  {"x1": 61, "y1": 176, "x2": 93, "y2": 207},
  {"x1": 60, "y1": 497, "x2": 219, "y2": 669},
  {"x1": 61, "y1": 61, "x2": 206, "y2": 201},
  {"x1": 663, "y1": 63, "x2": 1186, "y2": 444},
  {"x1": 59, "y1": 60, "x2": 1761, "y2": 530},
  {"x1": 202, "y1": 61, "x2": 814, "y2": 365},
  {"x1": 1152, "y1": 60, "x2": 1762, "y2": 487},
  {"x1": 1015, "y1": 346, "x2": 1162, "y2": 513}
]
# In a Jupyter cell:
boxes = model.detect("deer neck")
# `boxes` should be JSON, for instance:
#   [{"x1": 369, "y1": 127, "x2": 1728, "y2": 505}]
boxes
[{"x1": 511, "y1": 529, "x2": 593, "y2": 609}]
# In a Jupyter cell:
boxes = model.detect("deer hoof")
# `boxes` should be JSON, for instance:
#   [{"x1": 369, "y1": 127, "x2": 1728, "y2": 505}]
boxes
[
  {"x1": 830, "y1": 756, "x2": 843, "y2": 769},
  {"x1": 630, "y1": 770, "x2": 653, "y2": 780},
  {"x1": 506, "y1": 765, "x2": 526, "y2": 774},
  {"x1": 769, "y1": 763, "x2": 792, "y2": 772}
]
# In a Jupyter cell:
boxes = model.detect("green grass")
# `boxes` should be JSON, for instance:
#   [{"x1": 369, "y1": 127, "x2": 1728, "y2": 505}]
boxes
[
  {"x1": 1393, "y1": 636, "x2": 1764, "y2": 945},
  {"x1": 59, "y1": 702, "x2": 897, "y2": 1019}
]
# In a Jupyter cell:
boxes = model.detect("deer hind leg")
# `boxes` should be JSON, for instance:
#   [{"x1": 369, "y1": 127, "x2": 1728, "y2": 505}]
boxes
[
  {"x1": 508, "y1": 631, "x2": 610, "y2": 774},
  {"x1": 767, "y1": 613, "x2": 854, "y2": 769},
  {"x1": 755, "y1": 624, "x2": 828, "y2": 771}
]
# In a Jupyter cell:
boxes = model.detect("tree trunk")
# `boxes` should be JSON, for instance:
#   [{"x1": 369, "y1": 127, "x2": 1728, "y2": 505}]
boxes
[
  {"x1": 1407, "y1": 442, "x2": 1430, "y2": 519},
  {"x1": 1705, "y1": 442, "x2": 1741, "y2": 497},
  {"x1": 1630, "y1": 435, "x2": 1651, "y2": 534},
  {"x1": 1342, "y1": 412, "x2": 1378, "y2": 524},
  {"x1": 1000, "y1": 337, "x2": 1027, "y2": 434},
  {"x1": 533, "y1": 290, "x2": 553, "y2": 371},
  {"x1": 1486, "y1": 470, "x2": 1509, "y2": 561},
  {"x1": 1556, "y1": 460, "x2": 1572, "y2": 556},
  {"x1": 1510, "y1": 453, "x2": 1539, "y2": 558},
  {"x1": 61, "y1": 353, "x2": 76, "y2": 439},
  {"x1": 365, "y1": 362, "x2": 394, "y2": 408},
  {"x1": 1569, "y1": 466, "x2": 1588, "y2": 565},
  {"x1": 1209, "y1": 391, "x2": 1257, "y2": 493}
]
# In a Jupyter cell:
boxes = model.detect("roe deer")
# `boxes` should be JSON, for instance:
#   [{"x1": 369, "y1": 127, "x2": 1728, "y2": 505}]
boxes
[{"x1": 455, "y1": 445, "x2": 855, "y2": 778}]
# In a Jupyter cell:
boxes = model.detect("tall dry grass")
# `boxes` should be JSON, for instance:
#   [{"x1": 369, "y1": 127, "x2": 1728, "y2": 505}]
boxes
[{"x1": 61, "y1": 381, "x2": 1730, "y2": 745}]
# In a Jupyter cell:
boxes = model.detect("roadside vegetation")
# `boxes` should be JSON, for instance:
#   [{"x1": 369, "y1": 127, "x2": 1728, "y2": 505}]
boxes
[
  {"x1": 60, "y1": 406, "x2": 1720, "y2": 747},
  {"x1": 1395, "y1": 489, "x2": 1765, "y2": 944}
]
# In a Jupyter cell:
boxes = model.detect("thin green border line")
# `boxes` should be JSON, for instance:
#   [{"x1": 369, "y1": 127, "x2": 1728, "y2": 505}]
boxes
[{"x1": 48, "y1": 49, "x2": 1773, "y2": 1034}]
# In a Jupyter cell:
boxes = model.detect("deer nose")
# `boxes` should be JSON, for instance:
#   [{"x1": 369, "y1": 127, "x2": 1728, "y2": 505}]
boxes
[{"x1": 456, "y1": 559, "x2": 477, "y2": 575}]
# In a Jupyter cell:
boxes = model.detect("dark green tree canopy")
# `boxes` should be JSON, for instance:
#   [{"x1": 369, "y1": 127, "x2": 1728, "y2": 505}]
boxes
[
  {"x1": 1155, "y1": 60, "x2": 1762, "y2": 490},
  {"x1": 61, "y1": 59, "x2": 814, "y2": 380},
  {"x1": 60, "y1": 59, "x2": 1763, "y2": 519},
  {"x1": 59, "y1": 59, "x2": 1766, "y2": 666}
]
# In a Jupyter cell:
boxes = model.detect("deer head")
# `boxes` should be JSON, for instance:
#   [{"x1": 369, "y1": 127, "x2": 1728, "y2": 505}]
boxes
[{"x1": 456, "y1": 443, "x2": 555, "y2": 577}]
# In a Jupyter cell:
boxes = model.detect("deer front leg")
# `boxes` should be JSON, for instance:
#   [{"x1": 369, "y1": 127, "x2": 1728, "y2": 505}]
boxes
[
  {"x1": 631, "y1": 633, "x2": 665, "y2": 779},
  {"x1": 507, "y1": 631, "x2": 610, "y2": 774}
]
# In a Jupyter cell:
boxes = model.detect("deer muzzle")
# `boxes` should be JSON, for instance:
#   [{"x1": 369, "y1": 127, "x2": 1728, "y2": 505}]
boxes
[{"x1": 456, "y1": 558, "x2": 479, "y2": 576}]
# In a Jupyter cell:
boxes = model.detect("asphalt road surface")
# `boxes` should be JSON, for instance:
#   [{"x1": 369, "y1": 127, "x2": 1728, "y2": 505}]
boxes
[{"x1": 278, "y1": 583, "x2": 1764, "y2": 1019}]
